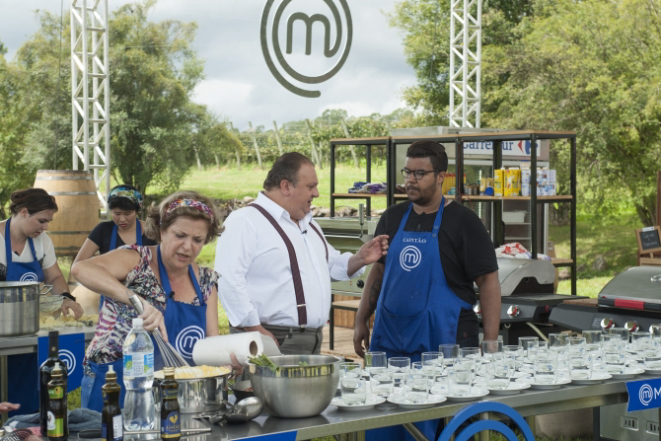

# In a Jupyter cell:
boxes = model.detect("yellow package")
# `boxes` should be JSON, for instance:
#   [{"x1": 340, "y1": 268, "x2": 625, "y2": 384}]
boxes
[
  {"x1": 506, "y1": 169, "x2": 521, "y2": 197},
  {"x1": 494, "y1": 170, "x2": 505, "y2": 196}
]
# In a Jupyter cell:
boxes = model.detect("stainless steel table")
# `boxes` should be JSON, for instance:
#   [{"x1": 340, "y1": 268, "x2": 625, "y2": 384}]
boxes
[
  {"x1": 0, "y1": 326, "x2": 97, "y2": 422},
  {"x1": 143, "y1": 379, "x2": 631, "y2": 441}
]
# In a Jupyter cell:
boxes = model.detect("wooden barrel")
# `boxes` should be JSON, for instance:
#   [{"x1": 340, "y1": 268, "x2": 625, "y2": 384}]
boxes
[{"x1": 33, "y1": 170, "x2": 101, "y2": 257}]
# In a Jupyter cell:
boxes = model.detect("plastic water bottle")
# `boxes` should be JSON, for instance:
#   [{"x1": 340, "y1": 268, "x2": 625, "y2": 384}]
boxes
[{"x1": 122, "y1": 318, "x2": 155, "y2": 431}]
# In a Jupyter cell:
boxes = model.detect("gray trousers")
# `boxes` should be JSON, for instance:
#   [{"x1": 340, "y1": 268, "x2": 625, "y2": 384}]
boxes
[{"x1": 230, "y1": 324, "x2": 323, "y2": 355}]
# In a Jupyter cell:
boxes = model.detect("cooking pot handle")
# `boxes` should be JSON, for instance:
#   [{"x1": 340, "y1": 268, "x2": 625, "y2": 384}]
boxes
[{"x1": 39, "y1": 285, "x2": 54, "y2": 295}]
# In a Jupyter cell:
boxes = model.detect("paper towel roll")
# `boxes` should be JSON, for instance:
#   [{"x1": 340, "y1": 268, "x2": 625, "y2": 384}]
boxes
[{"x1": 192, "y1": 332, "x2": 267, "y2": 366}]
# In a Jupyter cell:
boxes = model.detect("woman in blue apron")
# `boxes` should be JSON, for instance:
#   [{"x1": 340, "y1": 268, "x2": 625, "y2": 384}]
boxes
[
  {"x1": 1, "y1": 188, "x2": 83, "y2": 416},
  {"x1": 73, "y1": 191, "x2": 223, "y2": 412},
  {"x1": 72, "y1": 185, "x2": 156, "y2": 311}
]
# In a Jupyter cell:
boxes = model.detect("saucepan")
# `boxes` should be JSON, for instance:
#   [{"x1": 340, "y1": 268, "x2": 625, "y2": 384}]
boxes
[{"x1": 0, "y1": 281, "x2": 53, "y2": 337}]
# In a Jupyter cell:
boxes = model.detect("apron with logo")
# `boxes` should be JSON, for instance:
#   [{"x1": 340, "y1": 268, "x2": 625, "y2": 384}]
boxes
[
  {"x1": 368, "y1": 199, "x2": 471, "y2": 441},
  {"x1": 5, "y1": 218, "x2": 45, "y2": 414},
  {"x1": 99, "y1": 222, "x2": 144, "y2": 310},
  {"x1": 155, "y1": 245, "x2": 206, "y2": 369}
]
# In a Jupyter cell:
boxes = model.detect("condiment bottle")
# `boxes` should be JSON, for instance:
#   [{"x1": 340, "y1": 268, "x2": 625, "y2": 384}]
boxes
[
  {"x1": 160, "y1": 368, "x2": 180, "y2": 440},
  {"x1": 47, "y1": 363, "x2": 68, "y2": 441},
  {"x1": 40, "y1": 331, "x2": 67, "y2": 437},
  {"x1": 101, "y1": 365, "x2": 123, "y2": 441}
]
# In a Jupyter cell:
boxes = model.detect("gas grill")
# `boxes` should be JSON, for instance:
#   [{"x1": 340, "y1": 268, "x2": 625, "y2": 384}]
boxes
[
  {"x1": 548, "y1": 265, "x2": 661, "y2": 441},
  {"x1": 476, "y1": 258, "x2": 588, "y2": 345}
]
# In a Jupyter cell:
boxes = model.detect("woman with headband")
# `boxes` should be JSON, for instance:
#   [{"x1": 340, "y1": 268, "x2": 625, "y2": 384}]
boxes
[
  {"x1": 72, "y1": 185, "x2": 157, "y2": 311},
  {"x1": 72, "y1": 191, "x2": 222, "y2": 412}
]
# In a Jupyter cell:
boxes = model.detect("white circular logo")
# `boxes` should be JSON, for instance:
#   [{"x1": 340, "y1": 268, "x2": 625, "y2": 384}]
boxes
[
  {"x1": 640, "y1": 384, "x2": 654, "y2": 406},
  {"x1": 19, "y1": 272, "x2": 39, "y2": 281},
  {"x1": 58, "y1": 349, "x2": 76, "y2": 376},
  {"x1": 399, "y1": 245, "x2": 422, "y2": 272},
  {"x1": 175, "y1": 326, "x2": 205, "y2": 358}
]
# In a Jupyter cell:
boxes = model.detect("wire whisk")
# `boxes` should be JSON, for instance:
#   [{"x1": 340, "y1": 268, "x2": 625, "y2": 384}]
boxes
[{"x1": 129, "y1": 294, "x2": 190, "y2": 368}]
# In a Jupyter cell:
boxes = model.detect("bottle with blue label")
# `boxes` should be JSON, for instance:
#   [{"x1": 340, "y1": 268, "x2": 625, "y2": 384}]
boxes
[
  {"x1": 122, "y1": 318, "x2": 155, "y2": 431},
  {"x1": 160, "y1": 367, "x2": 180, "y2": 440}
]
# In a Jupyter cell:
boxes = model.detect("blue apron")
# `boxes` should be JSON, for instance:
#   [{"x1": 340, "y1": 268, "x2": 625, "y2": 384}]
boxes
[
  {"x1": 100, "y1": 222, "x2": 143, "y2": 310},
  {"x1": 155, "y1": 245, "x2": 207, "y2": 368},
  {"x1": 81, "y1": 359, "x2": 125, "y2": 413},
  {"x1": 368, "y1": 199, "x2": 471, "y2": 441},
  {"x1": 5, "y1": 218, "x2": 45, "y2": 415}
]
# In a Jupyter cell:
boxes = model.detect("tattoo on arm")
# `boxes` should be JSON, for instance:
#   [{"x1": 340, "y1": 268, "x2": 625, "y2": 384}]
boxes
[{"x1": 368, "y1": 278, "x2": 382, "y2": 316}]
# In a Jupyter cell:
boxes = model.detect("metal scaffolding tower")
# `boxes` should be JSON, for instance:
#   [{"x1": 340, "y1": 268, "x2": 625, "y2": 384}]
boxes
[
  {"x1": 71, "y1": 0, "x2": 111, "y2": 209},
  {"x1": 449, "y1": 0, "x2": 482, "y2": 128}
]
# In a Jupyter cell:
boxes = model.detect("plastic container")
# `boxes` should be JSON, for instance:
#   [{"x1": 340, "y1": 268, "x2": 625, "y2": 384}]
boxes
[{"x1": 123, "y1": 318, "x2": 156, "y2": 431}]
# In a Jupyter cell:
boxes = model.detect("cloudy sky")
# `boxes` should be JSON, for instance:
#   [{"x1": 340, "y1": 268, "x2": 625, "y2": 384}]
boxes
[{"x1": 1, "y1": 0, "x2": 416, "y2": 130}]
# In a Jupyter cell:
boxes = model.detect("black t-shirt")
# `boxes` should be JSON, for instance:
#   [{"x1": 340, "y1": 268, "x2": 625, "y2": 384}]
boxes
[
  {"x1": 375, "y1": 200, "x2": 498, "y2": 331},
  {"x1": 88, "y1": 220, "x2": 157, "y2": 254}
]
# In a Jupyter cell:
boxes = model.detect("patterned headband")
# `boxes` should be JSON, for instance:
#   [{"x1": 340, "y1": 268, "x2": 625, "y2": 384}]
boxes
[
  {"x1": 163, "y1": 199, "x2": 214, "y2": 223},
  {"x1": 108, "y1": 187, "x2": 143, "y2": 211}
]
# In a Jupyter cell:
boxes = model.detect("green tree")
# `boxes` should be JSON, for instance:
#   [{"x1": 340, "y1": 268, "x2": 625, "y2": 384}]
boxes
[{"x1": 482, "y1": 0, "x2": 661, "y2": 225}]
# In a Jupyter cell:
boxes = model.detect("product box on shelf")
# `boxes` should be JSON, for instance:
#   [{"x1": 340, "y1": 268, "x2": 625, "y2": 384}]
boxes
[{"x1": 494, "y1": 169, "x2": 505, "y2": 197}]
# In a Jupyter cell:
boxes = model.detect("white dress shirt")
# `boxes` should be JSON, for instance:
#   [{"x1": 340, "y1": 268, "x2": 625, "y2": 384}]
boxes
[{"x1": 215, "y1": 192, "x2": 364, "y2": 329}]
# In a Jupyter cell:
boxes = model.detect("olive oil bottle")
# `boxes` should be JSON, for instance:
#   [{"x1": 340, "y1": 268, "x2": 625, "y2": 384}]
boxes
[
  {"x1": 160, "y1": 368, "x2": 180, "y2": 440},
  {"x1": 47, "y1": 363, "x2": 68, "y2": 441},
  {"x1": 101, "y1": 365, "x2": 123, "y2": 441}
]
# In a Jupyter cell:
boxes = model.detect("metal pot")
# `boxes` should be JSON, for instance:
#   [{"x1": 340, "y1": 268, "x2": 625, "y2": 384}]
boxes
[
  {"x1": 0, "y1": 282, "x2": 52, "y2": 337},
  {"x1": 154, "y1": 374, "x2": 230, "y2": 414}
]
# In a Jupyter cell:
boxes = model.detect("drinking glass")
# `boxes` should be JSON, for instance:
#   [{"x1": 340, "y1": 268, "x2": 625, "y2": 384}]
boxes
[
  {"x1": 602, "y1": 336, "x2": 626, "y2": 374},
  {"x1": 609, "y1": 327, "x2": 630, "y2": 343},
  {"x1": 365, "y1": 351, "x2": 387, "y2": 378},
  {"x1": 503, "y1": 345, "x2": 523, "y2": 369},
  {"x1": 340, "y1": 363, "x2": 367, "y2": 405},
  {"x1": 582, "y1": 330, "x2": 603, "y2": 365},
  {"x1": 460, "y1": 347, "x2": 481, "y2": 363},
  {"x1": 549, "y1": 333, "x2": 569, "y2": 363},
  {"x1": 439, "y1": 344, "x2": 460, "y2": 371},
  {"x1": 405, "y1": 362, "x2": 429, "y2": 403},
  {"x1": 632, "y1": 332, "x2": 651, "y2": 353},
  {"x1": 534, "y1": 349, "x2": 558, "y2": 384},
  {"x1": 421, "y1": 352, "x2": 444, "y2": 385},
  {"x1": 568, "y1": 338, "x2": 591, "y2": 379},
  {"x1": 388, "y1": 357, "x2": 411, "y2": 391},
  {"x1": 371, "y1": 369, "x2": 394, "y2": 398},
  {"x1": 650, "y1": 325, "x2": 661, "y2": 340},
  {"x1": 487, "y1": 355, "x2": 514, "y2": 390},
  {"x1": 449, "y1": 357, "x2": 474, "y2": 396},
  {"x1": 481, "y1": 340, "x2": 503, "y2": 362},
  {"x1": 642, "y1": 338, "x2": 661, "y2": 370},
  {"x1": 519, "y1": 337, "x2": 539, "y2": 360}
]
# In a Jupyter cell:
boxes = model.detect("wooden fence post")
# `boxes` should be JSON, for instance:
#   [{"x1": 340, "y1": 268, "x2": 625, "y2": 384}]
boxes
[
  {"x1": 248, "y1": 121, "x2": 263, "y2": 170},
  {"x1": 273, "y1": 121, "x2": 284, "y2": 156}
]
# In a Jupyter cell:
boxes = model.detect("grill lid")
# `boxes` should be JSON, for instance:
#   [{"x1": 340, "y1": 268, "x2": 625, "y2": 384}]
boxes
[{"x1": 598, "y1": 266, "x2": 661, "y2": 309}]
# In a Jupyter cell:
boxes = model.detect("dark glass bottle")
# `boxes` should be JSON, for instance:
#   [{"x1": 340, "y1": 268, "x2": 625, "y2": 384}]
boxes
[
  {"x1": 160, "y1": 368, "x2": 180, "y2": 440},
  {"x1": 47, "y1": 363, "x2": 68, "y2": 441},
  {"x1": 101, "y1": 365, "x2": 123, "y2": 441},
  {"x1": 40, "y1": 331, "x2": 67, "y2": 437}
]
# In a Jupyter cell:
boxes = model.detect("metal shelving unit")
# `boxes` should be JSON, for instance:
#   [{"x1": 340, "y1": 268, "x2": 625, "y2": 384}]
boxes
[{"x1": 329, "y1": 130, "x2": 578, "y2": 295}]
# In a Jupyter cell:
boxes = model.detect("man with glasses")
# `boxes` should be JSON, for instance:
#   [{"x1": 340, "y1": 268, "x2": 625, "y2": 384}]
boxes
[{"x1": 353, "y1": 140, "x2": 501, "y2": 440}]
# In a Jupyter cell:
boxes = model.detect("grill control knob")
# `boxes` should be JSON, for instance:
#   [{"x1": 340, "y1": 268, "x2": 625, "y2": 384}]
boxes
[
  {"x1": 356, "y1": 280, "x2": 365, "y2": 289},
  {"x1": 507, "y1": 305, "x2": 520, "y2": 318},
  {"x1": 624, "y1": 321, "x2": 640, "y2": 333},
  {"x1": 600, "y1": 318, "x2": 614, "y2": 331},
  {"x1": 473, "y1": 302, "x2": 481, "y2": 317},
  {"x1": 650, "y1": 324, "x2": 661, "y2": 336}
]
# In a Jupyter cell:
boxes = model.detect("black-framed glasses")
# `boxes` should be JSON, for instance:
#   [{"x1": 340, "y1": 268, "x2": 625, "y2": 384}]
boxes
[{"x1": 401, "y1": 168, "x2": 436, "y2": 180}]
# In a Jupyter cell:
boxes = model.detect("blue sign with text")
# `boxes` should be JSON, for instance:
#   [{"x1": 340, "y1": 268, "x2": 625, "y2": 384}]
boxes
[
  {"x1": 38, "y1": 332, "x2": 85, "y2": 392},
  {"x1": 626, "y1": 378, "x2": 661, "y2": 412},
  {"x1": 239, "y1": 432, "x2": 297, "y2": 441}
]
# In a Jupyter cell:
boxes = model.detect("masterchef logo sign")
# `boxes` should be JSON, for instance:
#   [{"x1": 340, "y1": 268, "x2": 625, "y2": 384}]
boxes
[
  {"x1": 399, "y1": 245, "x2": 422, "y2": 272},
  {"x1": 627, "y1": 378, "x2": 661, "y2": 411}
]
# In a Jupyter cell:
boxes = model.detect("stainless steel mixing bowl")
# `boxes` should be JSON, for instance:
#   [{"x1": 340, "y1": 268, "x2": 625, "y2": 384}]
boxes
[{"x1": 248, "y1": 354, "x2": 341, "y2": 418}]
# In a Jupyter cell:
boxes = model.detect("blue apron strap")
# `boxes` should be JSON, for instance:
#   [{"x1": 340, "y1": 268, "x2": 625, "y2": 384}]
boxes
[
  {"x1": 110, "y1": 224, "x2": 118, "y2": 251},
  {"x1": 27, "y1": 236, "x2": 38, "y2": 261},
  {"x1": 157, "y1": 246, "x2": 173, "y2": 295},
  {"x1": 188, "y1": 265, "x2": 204, "y2": 304},
  {"x1": 5, "y1": 219, "x2": 12, "y2": 266},
  {"x1": 135, "y1": 221, "x2": 143, "y2": 246}
]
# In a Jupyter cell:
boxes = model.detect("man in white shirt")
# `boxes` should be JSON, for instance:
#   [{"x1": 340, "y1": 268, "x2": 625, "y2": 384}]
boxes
[{"x1": 215, "y1": 153, "x2": 389, "y2": 354}]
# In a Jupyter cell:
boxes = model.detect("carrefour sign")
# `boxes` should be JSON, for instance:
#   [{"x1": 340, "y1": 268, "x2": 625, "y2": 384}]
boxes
[{"x1": 462, "y1": 140, "x2": 542, "y2": 157}]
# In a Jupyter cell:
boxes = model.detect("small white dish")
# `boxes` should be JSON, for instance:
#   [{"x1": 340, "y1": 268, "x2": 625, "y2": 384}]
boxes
[
  {"x1": 515, "y1": 377, "x2": 571, "y2": 389},
  {"x1": 445, "y1": 387, "x2": 489, "y2": 402},
  {"x1": 487, "y1": 382, "x2": 531, "y2": 395},
  {"x1": 643, "y1": 368, "x2": 661, "y2": 376},
  {"x1": 512, "y1": 371, "x2": 532, "y2": 379},
  {"x1": 570, "y1": 373, "x2": 612, "y2": 385},
  {"x1": 387, "y1": 393, "x2": 447, "y2": 409},
  {"x1": 610, "y1": 368, "x2": 645, "y2": 380},
  {"x1": 331, "y1": 396, "x2": 386, "y2": 411}
]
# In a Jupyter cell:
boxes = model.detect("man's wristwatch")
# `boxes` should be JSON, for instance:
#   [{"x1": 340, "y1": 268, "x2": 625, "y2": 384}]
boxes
[{"x1": 61, "y1": 292, "x2": 76, "y2": 302}]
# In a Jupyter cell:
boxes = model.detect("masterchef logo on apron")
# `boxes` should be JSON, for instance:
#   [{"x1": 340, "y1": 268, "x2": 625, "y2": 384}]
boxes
[
  {"x1": 19, "y1": 272, "x2": 39, "y2": 281},
  {"x1": 175, "y1": 325, "x2": 205, "y2": 358},
  {"x1": 399, "y1": 245, "x2": 422, "y2": 272}
]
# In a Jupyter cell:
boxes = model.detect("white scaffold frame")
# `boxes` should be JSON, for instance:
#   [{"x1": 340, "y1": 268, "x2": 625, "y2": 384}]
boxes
[
  {"x1": 449, "y1": 0, "x2": 482, "y2": 128},
  {"x1": 71, "y1": 0, "x2": 111, "y2": 209}
]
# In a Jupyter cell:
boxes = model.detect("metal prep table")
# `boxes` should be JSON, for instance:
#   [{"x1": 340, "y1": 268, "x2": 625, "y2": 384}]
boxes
[
  {"x1": 123, "y1": 379, "x2": 635, "y2": 441},
  {"x1": 0, "y1": 326, "x2": 97, "y2": 422}
]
